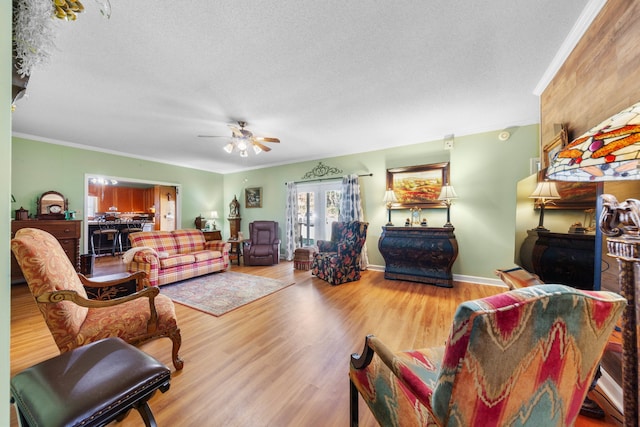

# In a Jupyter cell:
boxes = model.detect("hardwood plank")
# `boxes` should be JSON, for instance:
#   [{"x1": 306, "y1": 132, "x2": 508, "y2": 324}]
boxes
[{"x1": 9, "y1": 258, "x2": 617, "y2": 426}]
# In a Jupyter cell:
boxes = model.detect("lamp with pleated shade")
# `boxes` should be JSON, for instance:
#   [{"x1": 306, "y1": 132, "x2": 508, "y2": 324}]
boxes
[
  {"x1": 528, "y1": 180, "x2": 561, "y2": 231},
  {"x1": 382, "y1": 189, "x2": 398, "y2": 226},
  {"x1": 438, "y1": 185, "x2": 458, "y2": 228}
]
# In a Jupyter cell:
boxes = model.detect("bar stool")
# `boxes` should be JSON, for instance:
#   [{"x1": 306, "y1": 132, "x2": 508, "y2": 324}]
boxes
[
  {"x1": 118, "y1": 219, "x2": 144, "y2": 252},
  {"x1": 10, "y1": 337, "x2": 171, "y2": 427},
  {"x1": 91, "y1": 217, "x2": 119, "y2": 256}
]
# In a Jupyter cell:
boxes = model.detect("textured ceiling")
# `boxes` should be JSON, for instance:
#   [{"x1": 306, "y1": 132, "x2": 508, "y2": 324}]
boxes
[{"x1": 12, "y1": 0, "x2": 595, "y2": 174}]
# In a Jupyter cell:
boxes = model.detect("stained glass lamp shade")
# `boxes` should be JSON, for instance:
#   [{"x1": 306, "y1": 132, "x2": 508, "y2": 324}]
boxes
[
  {"x1": 547, "y1": 101, "x2": 640, "y2": 182},
  {"x1": 546, "y1": 101, "x2": 640, "y2": 427}
]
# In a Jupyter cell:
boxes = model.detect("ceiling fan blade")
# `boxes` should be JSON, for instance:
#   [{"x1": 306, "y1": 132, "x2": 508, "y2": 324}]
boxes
[
  {"x1": 254, "y1": 137, "x2": 280, "y2": 143},
  {"x1": 228, "y1": 124, "x2": 243, "y2": 137},
  {"x1": 252, "y1": 140, "x2": 271, "y2": 152}
]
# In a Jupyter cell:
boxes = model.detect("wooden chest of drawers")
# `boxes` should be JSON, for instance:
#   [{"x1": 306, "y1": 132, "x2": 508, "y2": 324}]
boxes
[{"x1": 11, "y1": 220, "x2": 82, "y2": 284}]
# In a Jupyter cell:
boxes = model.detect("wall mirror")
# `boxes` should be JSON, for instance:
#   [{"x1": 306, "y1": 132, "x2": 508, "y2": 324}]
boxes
[
  {"x1": 513, "y1": 173, "x2": 601, "y2": 289},
  {"x1": 37, "y1": 191, "x2": 68, "y2": 219}
]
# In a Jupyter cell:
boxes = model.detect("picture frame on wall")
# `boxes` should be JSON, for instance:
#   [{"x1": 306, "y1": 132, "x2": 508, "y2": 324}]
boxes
[
  {"x1": 245, "y1": 187, "x2": 262, "y2": 208},
  {"x1": 542, "y1": 124, "x2": 568, "y2": 169},
  {"x1": 386, "y1": 162, "x2": 449, "y2": 209}
]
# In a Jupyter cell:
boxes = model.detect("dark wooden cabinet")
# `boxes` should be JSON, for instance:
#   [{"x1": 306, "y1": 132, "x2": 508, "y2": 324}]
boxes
[
  {"x1": 202, "y1": 230, "x2": 222, "y2": 241},
  {"x1": 530, "y1": 231, "x2": 596, "y2": 290},
  {"x1": 378, "y1": 226, "x2": 458, "y2": 287},
  {"x1": 11, "y1": 220, "x2": 82, "y2": 284}
]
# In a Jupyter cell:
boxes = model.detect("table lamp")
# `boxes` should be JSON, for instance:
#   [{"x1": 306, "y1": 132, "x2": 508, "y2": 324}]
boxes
[
  {"x1": 209, "y1": 211, "x2": 219, "y2": 230},
  {"x1": 383, "y1": 189, "x2": 398, "y2": 226},
  {"x1": 528, "y1": 180, "x2": 561, "y2": 231},
  {"x1": 547, "y1": 100, "x2": 640, "y2": 427},
  {"x1": 438, "y1": 185, "x2": 458, "y2": 228}
]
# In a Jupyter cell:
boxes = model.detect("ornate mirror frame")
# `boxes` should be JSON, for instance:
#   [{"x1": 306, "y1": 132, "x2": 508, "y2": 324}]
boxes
[{"x1": 37, "y1": 190, "x2": 68, "y2": 219}]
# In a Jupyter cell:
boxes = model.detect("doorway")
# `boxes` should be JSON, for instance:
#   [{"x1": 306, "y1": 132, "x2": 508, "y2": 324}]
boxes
[
  {"x1": 84, "y1": 174, "x2": 180, "y2": 254},
  {"x1": 296, "y1": 181, "x2": 342, "y2": 246}
]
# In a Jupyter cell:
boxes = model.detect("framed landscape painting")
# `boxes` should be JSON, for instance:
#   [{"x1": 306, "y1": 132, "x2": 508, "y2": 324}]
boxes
[{"x1": 386, "y1": 162, "x2": 449, "y2": 208}]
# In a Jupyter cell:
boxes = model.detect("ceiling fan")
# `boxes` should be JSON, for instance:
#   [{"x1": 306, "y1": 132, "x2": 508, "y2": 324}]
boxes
[{"x1": 198, "y1": 121, "x2": 280, "y2": 157}]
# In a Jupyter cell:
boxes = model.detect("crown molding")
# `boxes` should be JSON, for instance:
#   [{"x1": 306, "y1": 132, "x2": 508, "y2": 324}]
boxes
[{"x1": 533, "y1": 0, "x2": 607, "y2": 96}]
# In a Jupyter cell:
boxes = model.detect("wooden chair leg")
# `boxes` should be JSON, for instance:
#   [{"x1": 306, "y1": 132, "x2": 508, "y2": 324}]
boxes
[
  {"x1": 135, "y1": 401, "x2": 158, "y2": 427},
  {"x1": 350, "y1": 378, "x2": 359, "y2": 427},
  {"x1": 170, "y1": 329, "x2": 184, "y2": 370}
]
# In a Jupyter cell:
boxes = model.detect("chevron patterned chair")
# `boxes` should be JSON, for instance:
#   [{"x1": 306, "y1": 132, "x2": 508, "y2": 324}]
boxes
[{"x1": 349, "y1": 284, "x2": 625, "y2": 427}]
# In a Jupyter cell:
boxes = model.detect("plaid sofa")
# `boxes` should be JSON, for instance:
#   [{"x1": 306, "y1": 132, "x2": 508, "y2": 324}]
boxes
[{"x1": 127, "y1": 230, "x2": 230, "y2": 287}]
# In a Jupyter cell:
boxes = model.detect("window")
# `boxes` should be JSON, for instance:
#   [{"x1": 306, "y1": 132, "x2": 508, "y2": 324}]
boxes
[{"x1": 296, "y1": 181, "x2": 342, "y2": 246}]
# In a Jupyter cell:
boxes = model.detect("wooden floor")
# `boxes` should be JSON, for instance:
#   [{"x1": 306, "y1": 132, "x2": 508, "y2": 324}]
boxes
[{"x1": 10, "y1": 257, "x2": 619, "y2": 426}]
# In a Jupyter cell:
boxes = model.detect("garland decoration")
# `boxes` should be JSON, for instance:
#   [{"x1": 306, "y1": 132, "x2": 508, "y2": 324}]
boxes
[{"x1": 12, "y1": 0, "x2": 59, "y2": 77}]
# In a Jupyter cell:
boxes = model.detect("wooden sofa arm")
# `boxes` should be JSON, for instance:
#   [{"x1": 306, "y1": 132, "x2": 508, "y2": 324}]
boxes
[
  {"x1": 36, "y1": 286, "x2": 160, "y2": 333},
  {"x1": 78, "y1": 271, "x2": 147, "y2": 292}
]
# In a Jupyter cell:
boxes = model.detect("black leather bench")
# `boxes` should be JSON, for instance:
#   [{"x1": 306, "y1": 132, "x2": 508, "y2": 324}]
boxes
[{"x1": 11, "y1": 337, "x2": 171, "y2": 427}]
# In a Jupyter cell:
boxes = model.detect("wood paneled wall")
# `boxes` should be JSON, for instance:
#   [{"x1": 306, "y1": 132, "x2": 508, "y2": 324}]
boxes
[{"x1": 540, "y1": 0, "x2": 640, "y2": 145}]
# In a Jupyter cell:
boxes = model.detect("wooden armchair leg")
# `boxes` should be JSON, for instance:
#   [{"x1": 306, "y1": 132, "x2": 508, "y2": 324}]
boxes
[
  {"x1": 170, "y1": 329, "x2": 184, "y2": 370},
  {"x1": 350, "y1": 378, "x2": 359, "y2": 427}
]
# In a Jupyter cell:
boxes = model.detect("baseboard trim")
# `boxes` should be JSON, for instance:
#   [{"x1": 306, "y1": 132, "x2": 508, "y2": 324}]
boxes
[{"x1": 365, "y1": 265, "x2": 507, "y2": 288}]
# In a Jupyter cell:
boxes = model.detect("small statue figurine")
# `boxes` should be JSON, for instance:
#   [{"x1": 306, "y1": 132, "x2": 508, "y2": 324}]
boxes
[
  {"x1": 405, "y1": 218, "x2": 411, "y2": 226},
  {"x1": 420, "y1": 218, "x2": 428, "y2": 227},
  {"x1": 229, "y1": 195, "x2": 240, "y2": 218}
]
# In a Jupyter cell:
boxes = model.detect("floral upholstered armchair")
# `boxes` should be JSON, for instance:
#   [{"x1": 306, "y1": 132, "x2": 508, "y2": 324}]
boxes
[
  {"x1": 350, "y1": 285, "x2": 625, "y2": 427},
  {"x1": 311, "y1": 221, "x2": 368, "y2": 285},
  {"x1": 11, "y1": 228, "x2": 183, "y2": 370}
]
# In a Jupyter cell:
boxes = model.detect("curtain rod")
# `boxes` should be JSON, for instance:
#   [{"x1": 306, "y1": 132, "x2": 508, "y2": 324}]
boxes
[{"x1": 285, "y1": 173, "x2": 373, "y2": 186}]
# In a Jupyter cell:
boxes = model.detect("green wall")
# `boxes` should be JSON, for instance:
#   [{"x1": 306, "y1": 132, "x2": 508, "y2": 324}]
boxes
[
  {"x1": 12, "y1": 137, "x2": 224, "y2": 252},
  {"x1": 2, "y1": 0, "x2": 11, "y2": 422},
  {"x1": 224, "y1": 125, "x2": 540, "y2": 280},
  {"x1": 12, "y1": 124, "x2": 539, "y2": 283}
]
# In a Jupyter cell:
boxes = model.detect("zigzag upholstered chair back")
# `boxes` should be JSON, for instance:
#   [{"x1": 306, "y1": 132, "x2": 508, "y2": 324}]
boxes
[{"x1": 349, "y1": 284, "x2": 625, "y2": 426}]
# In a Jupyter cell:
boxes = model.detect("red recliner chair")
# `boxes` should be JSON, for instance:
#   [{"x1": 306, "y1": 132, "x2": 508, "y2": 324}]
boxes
[{"x1": 243, "y1": 221, "x2": 281, "y2": 266}]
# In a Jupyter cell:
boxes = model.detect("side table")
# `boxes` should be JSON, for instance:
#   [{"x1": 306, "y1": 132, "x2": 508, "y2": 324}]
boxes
[{"x1": 227, "y1": 239, "x2": 247, "y2": 265}]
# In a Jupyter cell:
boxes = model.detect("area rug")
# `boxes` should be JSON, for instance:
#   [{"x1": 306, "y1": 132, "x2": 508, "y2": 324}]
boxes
[{"x1": 160, "y1": 272, "x2": 295, "y2": 316}]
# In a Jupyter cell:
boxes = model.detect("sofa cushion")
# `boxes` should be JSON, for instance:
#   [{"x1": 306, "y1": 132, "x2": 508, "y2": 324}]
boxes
[
  {"x1": 193, "y1": 250, "x2": 221, "y2": 263},
  {"x1": 159, "y1": 254, "x2": 196, "y2": 269},
  {"x1": 129, "y1": 231, "x2": 179, "y2": 255},
  {"x1": 172, "y1": 230, "x2": 206, "y2": 254}
]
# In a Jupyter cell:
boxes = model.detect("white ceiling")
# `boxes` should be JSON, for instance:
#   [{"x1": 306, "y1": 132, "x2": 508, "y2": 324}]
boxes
[{"x1": 12, "y1": 0, "x2": 600, "y2": 174}]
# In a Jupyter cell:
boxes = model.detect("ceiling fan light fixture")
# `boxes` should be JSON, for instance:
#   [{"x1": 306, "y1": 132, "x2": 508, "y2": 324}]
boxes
[
  {"x1": 223, "y1": 142, "x2": 234, "y2": 153},
  {"x1": 253, "y1": 144, "x2": 262, "y2": 155},
  {"x1": 239, "y1": 149, "x2": 248, "y2": 158},
  {"x1": 236, "y1": 138, "x2": 248, "y2": 151}
]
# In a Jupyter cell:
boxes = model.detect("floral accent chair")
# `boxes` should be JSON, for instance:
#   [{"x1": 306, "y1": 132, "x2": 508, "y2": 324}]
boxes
[
  {"x1": 311, "y1": 221, "x2": 368, "y2": 285},
  {"x1": 11, "y1": 228, "x2": 183, "y2": 370},
  {"x1": 349, "y1": 285, "x2": 625, "y2": 427}
]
